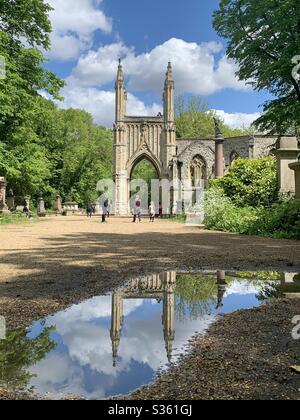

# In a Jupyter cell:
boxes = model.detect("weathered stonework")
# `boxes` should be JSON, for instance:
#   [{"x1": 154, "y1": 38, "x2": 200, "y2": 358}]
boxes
[
  {"x1": 112, "y1": 62, "x2": 294, "y2": 215},
  {"x1": 276, "y1": 136, "x2": 299, "y2": 194},
  {"x1": 289, "y1": 161, "x2": 300, "y2": 198}
]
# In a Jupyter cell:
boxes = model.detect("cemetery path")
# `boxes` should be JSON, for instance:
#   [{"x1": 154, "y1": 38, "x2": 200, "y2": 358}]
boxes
[{"x1": 0, "y1": 215, "x2": 299, "y2": 329}]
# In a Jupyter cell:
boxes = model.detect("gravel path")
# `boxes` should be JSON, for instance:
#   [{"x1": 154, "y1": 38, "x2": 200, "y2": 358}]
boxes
[
  {"x1": 0, "y1": 216, "x2": 299, "y2": 329},
  {"x1": 0, "y1": 216, "x2": 299, "y2": 400},
  {"x1": 127, "y1": 299, "x2": 300, "y2": 400}
]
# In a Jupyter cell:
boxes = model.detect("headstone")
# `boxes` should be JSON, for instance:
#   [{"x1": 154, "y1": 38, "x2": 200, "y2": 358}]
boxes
[
  {"x1": 53, "y1": 195, "x2": 62, "y2": 212},
  {"x1": 0, "y1": 177, "x2": 9, "y2": 213},
  {"x1": 62, "y1": 202, "x2": 79, "y2": 215},
  {"x1": 24, "y1": 196, "x2": 30, "y2": 210},
  {"x1": 276, "y1": 136, "x2": 299, "y2": 194},
  {"x1": 37, "y1": 197, "x2": 46, "y2": 217}
]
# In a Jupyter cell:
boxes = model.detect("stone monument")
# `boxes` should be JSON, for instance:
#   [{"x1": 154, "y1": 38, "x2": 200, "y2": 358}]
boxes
[
  {"x1": 0, "y1": 177, "x2": 9, "y2": 213},
  {"x1": 53, "y1": 195, "x2": 62, "y2": 213},
  {"x1": 37, "y1": 197, "x2": 46, "y2": 217},
  {"x1": 62, "y1": 201, "x2": 79, "y2": 215},
  {"x1": 24, "y1": 196, "x2": 30, "y2": 210},
  {"x1": 289, "y1": 161, "x2": 300, "y2": 198},
  {"x1": 214, "y1": 117, "x2": 225, "y2": 179},
  {"x1": 276, "y1": 136, "x2": 299, "y2": 194}
]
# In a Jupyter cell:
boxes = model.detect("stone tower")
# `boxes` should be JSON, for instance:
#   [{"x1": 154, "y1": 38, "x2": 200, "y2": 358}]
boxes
[
  {"x1": 113, "y1": 61, "x2": 178, "y2": 216},
  {"x1": 163, "y1": 62, "x2": 177, "y2": 176}
]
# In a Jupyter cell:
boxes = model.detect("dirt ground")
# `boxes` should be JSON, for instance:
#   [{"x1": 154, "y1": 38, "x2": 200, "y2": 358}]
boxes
[
  {"x1": 0, "y1": 215, "x2": 300, "y2": 329},
  {"x1": 127, "y1": 299, "x2": 300, "y2": 401}
]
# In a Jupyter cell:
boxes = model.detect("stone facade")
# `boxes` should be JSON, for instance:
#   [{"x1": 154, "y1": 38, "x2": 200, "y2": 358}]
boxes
[
  {"x1": 112, "y1": 62, "x2": 294, "y2": 215},
  {"x1": 276, "y1": 136, "x2": 299, "y2": 194},
  {"x1": 113, "y1": 61, "x2": 176, "y2": 215},
  {"x1": 289, "y1": 161, "x2": 300, "y2": 198}
]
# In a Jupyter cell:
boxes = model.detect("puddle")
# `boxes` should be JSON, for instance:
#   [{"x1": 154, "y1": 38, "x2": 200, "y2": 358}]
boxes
[{"x1": 1, "y1": 270, "x2": 299, "y2": 399}]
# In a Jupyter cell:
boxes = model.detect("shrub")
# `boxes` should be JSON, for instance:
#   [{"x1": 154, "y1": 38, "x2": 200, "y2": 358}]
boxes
[
  {"x1": 211, "y1": 157, "x2": 278, "y2": 207},
  {"x1": 204, "y1": 189, "x2": 300, "y2": 240}
]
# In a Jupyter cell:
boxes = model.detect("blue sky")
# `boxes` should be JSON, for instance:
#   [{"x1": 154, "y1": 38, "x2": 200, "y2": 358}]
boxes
[{"x1": 44, "y1": 0, "x2": 268, "y2": 128}]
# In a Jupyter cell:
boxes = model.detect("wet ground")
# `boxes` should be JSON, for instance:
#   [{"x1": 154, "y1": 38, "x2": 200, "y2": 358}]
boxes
[
  {"x1": 1, "y1": 216, "x2": 300, "y2": 331},
  {"x1": 1, "y1": 270, "x2": 299, "y2": 400}
]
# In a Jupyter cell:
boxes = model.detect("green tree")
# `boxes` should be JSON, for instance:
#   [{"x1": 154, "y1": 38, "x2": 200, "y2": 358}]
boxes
[
  {"x1": 0, "y1": 0, "x2": 64, "y2": 198},
  {"x1": 0, "y1": 327, "x2": 55, "y2": 390},
  {"x1": 175, "y1": 95, "x2": 248, "y2": 138},
  {"x1": 213, "y1": 0, "x2": 300, "y2": 134},
  {"x1": 0, "y1": 0, "x2": 53, "y2": 49},
  {"x1": 56, "y1": 109, "x2": 113, "y2": 206},
  {"x1": 211, "y1": 157, "x2": 278, "y2": 207},
  {"x1": 131, "y1": 160, "x2": 158, "y2": 204}
]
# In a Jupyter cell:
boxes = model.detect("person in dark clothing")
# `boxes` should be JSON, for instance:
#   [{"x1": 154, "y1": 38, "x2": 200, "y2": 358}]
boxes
[{"x1": 86, "y1": 205, "x2": 93, "y2": 218}]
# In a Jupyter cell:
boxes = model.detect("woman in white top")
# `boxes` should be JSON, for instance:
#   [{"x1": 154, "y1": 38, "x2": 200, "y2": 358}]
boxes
[{"x1": 149, "y1": 202, "x2": 156, "y2": 222}]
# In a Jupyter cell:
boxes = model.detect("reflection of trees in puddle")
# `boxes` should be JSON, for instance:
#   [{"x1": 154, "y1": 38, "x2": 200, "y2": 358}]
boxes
[
  {"x1": 235, "y1": 272, "x2": 281, "y2": 281},
  {"x1": 0, "y1": 327, "x2": 56, "y2": 392},
  {"x1": 257, "y1": 273, "x2": 300, "y2": 301},
  {"x1": 175, "y1": 275, "x2": 219, "y2": 321}
]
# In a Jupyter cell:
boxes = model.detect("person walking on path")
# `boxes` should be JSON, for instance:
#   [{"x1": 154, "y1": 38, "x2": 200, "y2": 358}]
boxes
[
  {"x1": 132, "y1": 195, "x2": 142, "y2": 223},
  {"x1": 106, "y1": 200, "x2": 111, "y2": 219},
  {"x1": 101, "y1": 194, "x2": 109, "y2": 223},
  {"x1": 149, "y1": 202, "x2": 156, "y2": 222},
  {"x1": 86, "y1": 204, "x2": 93, "y2": 218}
]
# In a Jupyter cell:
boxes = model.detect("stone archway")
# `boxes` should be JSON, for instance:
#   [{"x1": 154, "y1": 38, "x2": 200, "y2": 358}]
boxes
[
  {"x1": 113, "y1": 61, "x2": 177, "y2": 215},
  {"x1": 128, "y1": 153, "x2": 162, "y2": 213}
]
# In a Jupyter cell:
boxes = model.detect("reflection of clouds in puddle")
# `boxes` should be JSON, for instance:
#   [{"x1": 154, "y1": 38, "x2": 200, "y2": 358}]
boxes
[
  {"x1": 48, "y1": 295, "x2": 143, "y2": 330},
  {"x1": 31, "y1": 353, "x2": 106, "y2": 399},
  {"x1": 30, "y1": 296, "x2": 217, "y2": 399},
  {"x1": 225, "y1": 280, "x2": 265, "y2": 296},
  {"x1": 28, "y1": 275, "x2": 265, "y2": 400}
]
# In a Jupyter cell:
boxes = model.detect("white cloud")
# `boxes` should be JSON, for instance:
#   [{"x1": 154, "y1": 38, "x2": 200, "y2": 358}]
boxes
[
  {"x1": 69, "y1": 38, "x2": 248, "y2": 95},
  {"x1": 214, "y1": 109, "x2": 260, "y2": 129},
  {"x1": 47, "y1": 0, "x2": 112, "y2": 61},
  {"x1": 60, "y1": 83, "x2": 162, "y2": 127}
]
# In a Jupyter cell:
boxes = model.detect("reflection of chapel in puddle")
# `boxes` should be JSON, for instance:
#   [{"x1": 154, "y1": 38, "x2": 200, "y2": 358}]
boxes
[{"x1": 110, "y1": 270, "x2": 228, "y2": 366}]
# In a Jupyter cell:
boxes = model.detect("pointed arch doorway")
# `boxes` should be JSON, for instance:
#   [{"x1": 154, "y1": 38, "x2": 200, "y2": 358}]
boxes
[{"x1": 129, "y1": 153, "x2": 162, "y2": 216}]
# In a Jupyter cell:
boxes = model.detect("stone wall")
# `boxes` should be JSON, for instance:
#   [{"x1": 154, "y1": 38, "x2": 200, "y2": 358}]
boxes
[
  {"x1": 176, "y1": 135, "x2": 278, "y2": 181},
  {"x1": 253, "y1": 136, "x2": 278, "y2": 158},
  {"x1": 177, "y1": 140, "x2": 215, "y2": 180},
  {"x1": 223, "y1": 136, "x2": 251, "y2": 166}
]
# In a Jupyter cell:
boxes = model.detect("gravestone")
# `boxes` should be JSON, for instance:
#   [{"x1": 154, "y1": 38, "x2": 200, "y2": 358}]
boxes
[
  {"x1": 53, "y1": 195, "x2": 62, "y2": 212},
  {"x1": 0, "y1": 177, "x2": 9, "y2": 213},
  {"x1": 37, "y1": 197, "x2": 46, "y2": 217},
  {"x1": 62, "y1": 202, "x2": 79, "y2": 215},
  {"x1": 24, "y1": 196, "x2": 30, "y2": 210}
]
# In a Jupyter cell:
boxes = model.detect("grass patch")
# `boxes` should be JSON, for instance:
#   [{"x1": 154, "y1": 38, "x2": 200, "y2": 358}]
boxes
[{"x1": 0, "y1": 212, "x2": 37, "y2": 225}]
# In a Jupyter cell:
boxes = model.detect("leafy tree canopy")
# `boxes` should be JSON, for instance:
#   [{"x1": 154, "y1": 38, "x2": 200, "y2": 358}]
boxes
[
  {"x1": 213, "y1": 0, "x2": 300, "y2": 134},
  {"x1": 175, "y1": 96, "x2": 248, "y2": 138}
]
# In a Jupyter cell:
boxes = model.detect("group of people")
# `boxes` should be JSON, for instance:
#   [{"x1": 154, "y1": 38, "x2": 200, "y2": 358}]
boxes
[
  {"x1": 87, "y1": 195, "x2": 156, "y2": 223},
  {"x1": 132, "y1": 196, "x2": 156, "y2": 223},
  {"x1": 86, "y1": 200, "x2": 111, "y2": 223}
]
